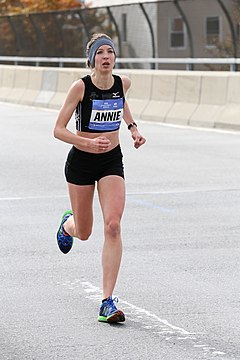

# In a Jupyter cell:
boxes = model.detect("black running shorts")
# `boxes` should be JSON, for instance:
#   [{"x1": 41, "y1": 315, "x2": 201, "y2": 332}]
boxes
[{"x1": 65, "y1": 145, "x2": 124, "y2": 185}]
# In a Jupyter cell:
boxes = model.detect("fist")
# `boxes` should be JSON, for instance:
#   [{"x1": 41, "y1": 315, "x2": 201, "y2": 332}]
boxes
[
  {"x1": 131, "y1": 131, "x2": 146, "y2": 149},
  {"x1": 91, "y1": 136, "x2": 111, "y2": 152}
]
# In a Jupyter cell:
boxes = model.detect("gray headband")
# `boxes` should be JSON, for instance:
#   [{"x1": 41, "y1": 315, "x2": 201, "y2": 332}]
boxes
[{"x1": 88, "y1": 38, "x2": 115, "y2": 68}]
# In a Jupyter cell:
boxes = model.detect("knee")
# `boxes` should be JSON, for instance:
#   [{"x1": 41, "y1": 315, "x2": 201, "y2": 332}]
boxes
[
  {"x1": 76, "y1": 228, "x2": 92, "y2": 241},
  {"x1": 105, "y1": 219, "x2": 121, "y2": 238}
]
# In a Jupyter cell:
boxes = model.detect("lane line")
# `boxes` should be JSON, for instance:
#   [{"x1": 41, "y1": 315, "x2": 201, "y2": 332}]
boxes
[
  {"x1": 0, "y1": 187, "x2": 239, "y2": 201},
  {"x1": 141, "y1": 118, "x2": 240, "y2": 136},
  {"x1": 0, "y1": 195, "x2": 68, "y2": 201},
  {"x1": 120, "y1": 299, "x2": 190, "y2": 334},
  {"x1": 59, "y1": 279, "x2": 228, "y2": 358},
  {"x1": 1, "y1": 101, "x2": 240, "y2": 136},
  {"x1": 127, "y1": 188, "x2": 240, "y2": 195},
  {"x1": 80, "y1": 281, "x2": 192, "y2": 335}
]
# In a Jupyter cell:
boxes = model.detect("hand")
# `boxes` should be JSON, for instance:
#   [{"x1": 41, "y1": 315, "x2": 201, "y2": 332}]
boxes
[
  {"x1": 131, "y1": 129, "x2": 146, "y2": 149},
  {"x1": 90, "y1": 136, "x2": 111, "y2": 152}
]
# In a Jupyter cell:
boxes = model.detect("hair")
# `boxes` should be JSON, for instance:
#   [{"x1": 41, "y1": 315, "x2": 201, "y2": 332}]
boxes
[{"x1": 86, "y1": 33, "x2": 114, "y2": 68}]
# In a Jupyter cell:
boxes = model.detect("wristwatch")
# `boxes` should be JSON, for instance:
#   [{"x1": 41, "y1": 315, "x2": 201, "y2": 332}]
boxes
[{"x1": 127, "y1": 122, "x2": 137, "y2": 130}]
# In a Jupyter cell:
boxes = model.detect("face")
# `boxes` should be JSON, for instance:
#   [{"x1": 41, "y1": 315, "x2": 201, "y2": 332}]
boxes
[{"x1": 94, "y1": 45, "x2": 115, "y2": 71}]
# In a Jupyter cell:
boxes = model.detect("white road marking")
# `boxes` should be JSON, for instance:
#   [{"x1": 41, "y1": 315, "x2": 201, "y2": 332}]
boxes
[
  {"x1": 2, "y1": 101, "x2": 240, "y2": 136},
  {"x1": 120, "y1": 299, "x2": 190, "y2": 335},
  {"x1": 141, "y1": 118, "x2": 240, "y2": 136},
  {"x1": 0, "y1": 195, "x2": 68, "y2": 201},
  {"x1": 212, "y1": 352, "x2": 227, "y2": 356},
  {"x1": 59, "y1": 279, "x2": 227, "y2": 358},
  {"x1": 0, "y1": 186, "x2": 239, "y2": 202}
]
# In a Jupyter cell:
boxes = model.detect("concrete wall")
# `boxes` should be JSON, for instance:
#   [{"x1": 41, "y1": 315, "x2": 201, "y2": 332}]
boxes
[{"x1": 0, "y1": 64, "x2": 240, "y2": 131}]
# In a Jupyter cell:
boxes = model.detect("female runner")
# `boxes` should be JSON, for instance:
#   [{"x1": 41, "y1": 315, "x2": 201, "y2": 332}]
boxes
[{"x1": 54, "y1": 33, "x2": 146, "y2": 323}]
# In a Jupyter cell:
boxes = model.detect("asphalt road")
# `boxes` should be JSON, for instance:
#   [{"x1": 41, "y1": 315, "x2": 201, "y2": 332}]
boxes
[{"x1": 1, "y1": 102, "x2": 240, "y2": 360}]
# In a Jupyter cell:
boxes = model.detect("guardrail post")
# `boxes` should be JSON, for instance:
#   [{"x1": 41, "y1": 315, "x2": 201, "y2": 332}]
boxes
[
  {"x1": 186, "y1": 63, "x2": 193, "y2": 71},
  {"x1": 230, "y1": 63, "x2": 237, "y2": 72}
]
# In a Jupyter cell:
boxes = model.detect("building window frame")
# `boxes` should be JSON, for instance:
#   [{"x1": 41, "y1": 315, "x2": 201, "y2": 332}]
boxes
[
  {"x1": 205, "y1": 16, "x2": 222, "y2": 48},
  {"x1": 169, "y1": 17, "x2": 186, "y2": 50}
]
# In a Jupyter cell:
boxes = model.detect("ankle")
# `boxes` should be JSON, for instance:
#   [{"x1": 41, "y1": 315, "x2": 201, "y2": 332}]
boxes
[
  {"x1": 63, "y1": 216, "x2": 73, "y2": 236},
  {"x1": 62, "y1": 225, "x2": 70, "y2": 236}
]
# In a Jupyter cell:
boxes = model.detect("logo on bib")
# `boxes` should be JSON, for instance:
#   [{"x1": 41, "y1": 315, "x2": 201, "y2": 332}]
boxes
[{"x1": 89, "y1": 98, "x2": 124, "y2": 131}]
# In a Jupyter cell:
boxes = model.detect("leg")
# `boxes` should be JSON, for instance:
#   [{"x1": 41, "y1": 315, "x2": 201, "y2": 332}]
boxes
[
  {"x1": 97, "y1": 175, "x2": 125, "y2": 299},
  {"x1": 64, "y1": 183, "x2": 95, "y2": 241}
]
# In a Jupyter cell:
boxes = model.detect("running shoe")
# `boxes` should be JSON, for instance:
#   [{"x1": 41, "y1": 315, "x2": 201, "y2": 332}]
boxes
[
  {"x1": 56, "y1": 210, "x2": 73, "y2": 254},
  {"x1": 98, "y1": 296, "x2": 125, "y2": 323}
]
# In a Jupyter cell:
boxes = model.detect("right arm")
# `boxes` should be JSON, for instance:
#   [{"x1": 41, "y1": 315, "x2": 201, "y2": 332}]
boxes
[
  {"x1": 53, "y1": 79, "x2": 89, "y2": 148},
  {"x1": 53, "y1": 79, "x2": 111, "y2": 152}
]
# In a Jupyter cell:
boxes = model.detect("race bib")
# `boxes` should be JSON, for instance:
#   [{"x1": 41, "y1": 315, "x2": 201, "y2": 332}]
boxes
[{"x1": 89, "y1": 98, "x2": 124, "y2": 131}]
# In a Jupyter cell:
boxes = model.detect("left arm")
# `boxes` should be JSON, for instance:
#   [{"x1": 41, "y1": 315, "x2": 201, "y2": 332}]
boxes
[{"x1": 121, "y1": 75, "x2": 146, "y2": 149}]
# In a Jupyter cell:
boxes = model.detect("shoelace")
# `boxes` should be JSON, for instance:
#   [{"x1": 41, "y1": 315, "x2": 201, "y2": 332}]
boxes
[{"x1": 106, "y1": 296, "x2": 119, "y2": 311}]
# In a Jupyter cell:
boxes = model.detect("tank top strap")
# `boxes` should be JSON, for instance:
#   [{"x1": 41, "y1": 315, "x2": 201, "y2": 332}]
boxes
[{"x1": 113, "y1": 74, "x2": 123, "y2": 91}]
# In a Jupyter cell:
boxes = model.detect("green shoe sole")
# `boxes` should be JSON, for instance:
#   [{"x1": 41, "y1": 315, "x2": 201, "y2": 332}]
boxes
[{"x1": 98, "y1": 311, "x2": 125, "y2": 323}]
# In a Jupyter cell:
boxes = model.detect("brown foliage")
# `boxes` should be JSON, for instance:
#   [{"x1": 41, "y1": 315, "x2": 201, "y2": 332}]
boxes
[
  {"x1": 0, "y1": 0, "x2": 82, "y2": 15},
  {"x1": 0, "y1": 1, "x2": 116, "y2": 58}
]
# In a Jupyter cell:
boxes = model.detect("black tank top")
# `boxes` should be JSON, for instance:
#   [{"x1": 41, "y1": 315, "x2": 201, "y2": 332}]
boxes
[{"x1": 75, "y1": 74, "x2": 125, "y2": 133}]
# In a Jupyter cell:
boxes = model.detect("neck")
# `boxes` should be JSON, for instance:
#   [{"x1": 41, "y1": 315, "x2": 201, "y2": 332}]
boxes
[{"x1": 91, "y1": 72, "x2": 114, "y2": 90}]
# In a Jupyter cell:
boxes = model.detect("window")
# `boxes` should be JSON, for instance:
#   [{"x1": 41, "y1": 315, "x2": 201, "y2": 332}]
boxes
[
  {"x1": 169, "y1": 17, "x2": 185, "y2": 49},
  {"x1": 122, "y1": 13, "x2": 127, "y2": 42},
  {"x1": 206, "y1": 16, "x2": 220, "y2": 46}
]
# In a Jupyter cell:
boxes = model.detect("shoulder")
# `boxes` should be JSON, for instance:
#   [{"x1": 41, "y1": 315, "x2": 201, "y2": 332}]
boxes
[
  {"x1": 67, "y1": 78, "x2": 86, "y2": 102},
  {"x1": 71, "y1": 77, "x2": 86, "y2": 91},
  {"x1": 119, "y1": 75, "x2": 131, "y2": 94}
]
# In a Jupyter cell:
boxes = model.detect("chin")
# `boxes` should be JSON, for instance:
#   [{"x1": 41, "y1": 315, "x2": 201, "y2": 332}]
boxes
[{"x1": 100, "y1": 67, "x2": 112, "y2": 72}]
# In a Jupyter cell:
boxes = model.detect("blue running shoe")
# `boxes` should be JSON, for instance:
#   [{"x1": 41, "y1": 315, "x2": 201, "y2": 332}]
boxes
[
  {"x1": 98, "y1": 296, "x2": 125, "y2": 323},
  {"x1": 56, "y1": 210, "x2": 73, "y2": 254}
]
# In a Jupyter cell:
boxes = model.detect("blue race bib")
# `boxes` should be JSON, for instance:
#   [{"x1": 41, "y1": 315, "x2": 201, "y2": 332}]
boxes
[{"x1": 89, "y1": 98, "x2": 124, "y2": 131}]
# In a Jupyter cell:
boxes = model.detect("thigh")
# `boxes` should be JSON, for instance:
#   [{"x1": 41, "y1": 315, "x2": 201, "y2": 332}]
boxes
[
  {"x1": 68, "y1": 183, "x2": 95, "y2": 232},
  {"x1": 97, "y1": 176, "x2": 125, "y2": 222}
]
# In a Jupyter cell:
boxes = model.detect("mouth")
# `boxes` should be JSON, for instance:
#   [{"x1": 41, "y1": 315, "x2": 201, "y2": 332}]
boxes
[{"x1": 102, "y1": 62, "x2": 110, "y2": 66}]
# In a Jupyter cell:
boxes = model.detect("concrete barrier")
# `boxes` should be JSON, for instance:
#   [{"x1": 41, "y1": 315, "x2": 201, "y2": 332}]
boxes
[
  {"x1": 34, "y1": 68, "x2": 59, "y2": 107},
  {"x1": 0, "y1": 64, "x2": 240, "y2": 131},
  {"x1": 215, "y1": 73, "x2": 240, "y2": 130},
  {"x1": 0, "y1": 65, "x2": 3, "y2": 88},
  {"x1": 0, "y1": 66, "x2": 15, "y2": 101},
  {"x1": 122, "y1": 70, "x2": 152, "y2": 119},
  {"x1": 141, "y1": 71, "x2": 176, "y2": 123},
  {"x1": 20, "y1": 67, "x2": 43, "y2": 106},
  {"x1": 7, "y1": 66, "x2": 29, "y2": 104},
  {"x1": 189, "y1": 73, "x2": 229, "y2": 129},
  {"x1": 166, "y1": 72, "x2": 201, "y2": 126},
  {"x1": 49, "y1": 68, "x2": 87, "y2": 109}
]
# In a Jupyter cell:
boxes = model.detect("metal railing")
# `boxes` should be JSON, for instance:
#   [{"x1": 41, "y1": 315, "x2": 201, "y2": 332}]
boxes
[
  {"x1": 0, "y1": 56, "x2": 239, "y2": 71},
  {"x1": 1, "y1": 0, "x2": 240, "y2": 72}
]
